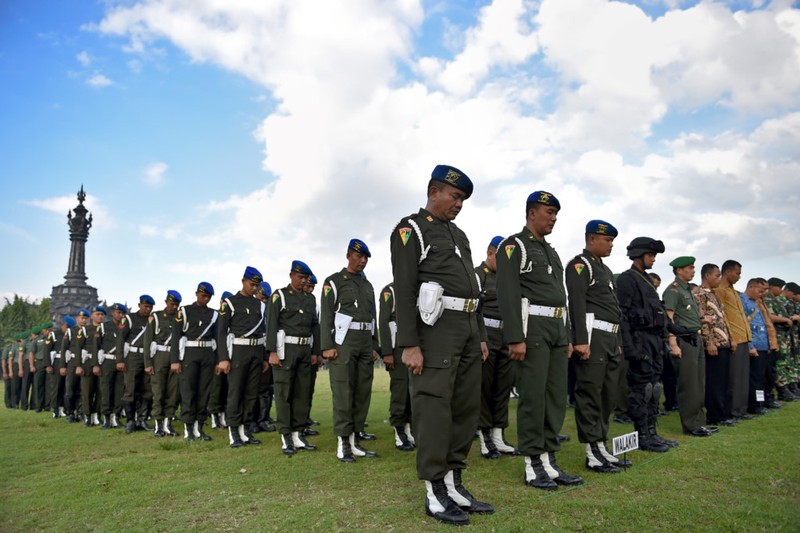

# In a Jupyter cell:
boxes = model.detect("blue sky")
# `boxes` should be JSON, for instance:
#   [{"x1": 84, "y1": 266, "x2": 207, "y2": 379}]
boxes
[{"x1": 1, "y1": 0, "x2": 799, "y2": 310}]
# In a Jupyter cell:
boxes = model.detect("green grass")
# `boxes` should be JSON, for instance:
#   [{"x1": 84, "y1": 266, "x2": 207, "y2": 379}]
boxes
[{"x1": 1, "y1": 370, "x2": 798, "y2": 532}]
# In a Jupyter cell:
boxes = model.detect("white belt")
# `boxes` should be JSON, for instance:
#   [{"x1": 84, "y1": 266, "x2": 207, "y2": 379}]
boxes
[
  {"x1": 483, "y1": 317, "x2": 503, "y2": 329},
  {"x1": 285, "y1": 336, "x2": 312, "y2": 345},
  {"x1": 593, "y1": 319, "x2": 619, "y2": 334},
  {"x1": 128, "y1": 346, "x2": 144, "y2": 353},
  {"x1": 156, "y1": 344, "x2": 170, "y2": 352},
  {"x1": 232, "y1": 337, "x2": 266, "y2": 346},
  {"x1": 185, "y1": 340, "x2": 213, "y2": 348},
  {"x1": 102, "y1": 354, "x2": 116, "y2": 361},
  {"x1": 528, "y1": 305, "x2": 566, "y2": 319},
  {"x1": 442, "y1": 296, "x2": 479, "y2": 313},
  {"x1": 348, "y1": 322, "x2": 374, "y2": 332}
]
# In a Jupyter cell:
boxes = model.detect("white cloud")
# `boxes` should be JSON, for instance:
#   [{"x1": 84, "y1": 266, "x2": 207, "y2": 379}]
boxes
[
  {"x1": 87, "y1": 73, "x2": 112, "y2": 87},
  {"x1": 24, "y1": 192, "x2": 115, "y2": 232},
  {"x1": 144, "y1": 161, "x2": 168, "y2": 186},
  {"x1": 77, "y1": 51, "x2": 92, "y2": 66}
]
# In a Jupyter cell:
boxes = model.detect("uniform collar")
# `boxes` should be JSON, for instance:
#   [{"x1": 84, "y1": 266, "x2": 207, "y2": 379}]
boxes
[
  {"x1": 522, "y1": 225, "x2": 546, "y2": 244},
  {"x1": 672, "y1": 277, "x2": 690, "y2": 290}
]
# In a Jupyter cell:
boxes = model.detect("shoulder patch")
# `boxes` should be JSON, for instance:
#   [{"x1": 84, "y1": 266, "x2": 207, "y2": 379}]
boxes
[
  {"x1": 383, "y1": 291, "x2": 392, "y2": 301},
  {"x1": 324, "y1": 285, "x2": 332, "y2": 297},
  {"x1": 574, "y1": 263, "x2": 585, "y2": 275},
  {"x1": 398, "y1": 227, "x2": 412, "y2": 246},
  {"x1": 504, "y1": 244, "x2": 516, "y2": 259},
  {"x1": 271, "y1": 293, "x2": 280, "y2": 303}
]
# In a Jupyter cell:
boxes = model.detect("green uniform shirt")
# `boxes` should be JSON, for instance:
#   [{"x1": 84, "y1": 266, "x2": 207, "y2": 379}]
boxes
[
  {"x1": 475, "y1": 261, "x2": 501, "y2": 321},
  {"x1": 663, "y1": 278, "x2": 702, "y2": 330},
  {"x1": 217, "y1": 292, "x2": 267, "y2": 361},
  {"x1": 378, "y1": 283, "x2": 397, "y2": 356},
  {"x1": 169, "y1": 303, "x2": 219, "y2": 364},
  {"x1": 565, "y1": 249, "x2": 622, "y2": 345},
  {"x1": 143, "y1": 309, "x2": 178, "y2": 366},
  {"x1": 320, "y1": 269, "x2": 379, "y2": 352},
  {"x1": 265, "y1": 285, "x2": 320, "y2": 354},
  {"x1": 61, "y1": 325, "x2": 88, "y2": 362},
  {"x1": 34, "y1": 335, "x2": 47, "y2": 361},
  {"x1": 116, "y1": 312, "x2": 151, "y2": 355}
]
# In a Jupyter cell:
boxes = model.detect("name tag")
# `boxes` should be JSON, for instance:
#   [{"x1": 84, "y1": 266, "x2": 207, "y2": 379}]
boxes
[
  {"x1": 612, "y1": 432, "x2": 639, "y2": 455},
  {"x1": 756, "y1": 390, "x2": 765, "y2": 402}
]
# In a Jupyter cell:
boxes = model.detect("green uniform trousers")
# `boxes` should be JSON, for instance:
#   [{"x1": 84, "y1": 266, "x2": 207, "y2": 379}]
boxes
[
  {"x1": 207, "y1": 372, "x2": 228, "y2": 414},
  {"x1": 329, "y1": 330, "x2": 374, "y2": 437},
  {"x1": 574, "y1": 329, "x2": 621, "y2": 443},
  {"x1": 516, "y1": 316, "x2": 568, "y2": 457},
  {"x1": 48, "y1": 365, "x2": 65, "y2": 413},
  {"x1": 179, "y1": 347, "x2": 214, "y2": 425},
  {"x1": 150, "y1": 351, "x2": 179, "y2": 420},
  {"x1": 273, "y1": 344, "x2": 312, "y2": 434},
  {"x1": 479, "y1": 326, "x2": 514, "y2": 430},
  {"x1": 674, "y1": 335, "x2": 707, "y2": 432},
  {"x1": 99, "y1": 359, "x2": 124, "y2": 417},
  {"x1": 225, "y1": 345, "x2": 263, "y2": 428},
  {"x1": 123, "y1": 353, "x2": 152, "y2": 418},
  {"x1": 64, "y1": 358, "x2": 82, "y2": 415},
  {"x1": 34, "y1": 359, "x2": 48, "y2": 410},
  {"x1": 80, "y1": 361, "x2": 101, "y2": 416},
  {"x1": 411, "y1": 310, "x2": 481, "y2": 481},
  {"x1": 386, "y1": 346, "x2": 412, "y2": 427}
]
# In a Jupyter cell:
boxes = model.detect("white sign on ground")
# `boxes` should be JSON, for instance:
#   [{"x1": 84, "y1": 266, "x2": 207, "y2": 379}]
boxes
[{"x1": 613, "y1": 432, "x2": 639, "y2": 455}]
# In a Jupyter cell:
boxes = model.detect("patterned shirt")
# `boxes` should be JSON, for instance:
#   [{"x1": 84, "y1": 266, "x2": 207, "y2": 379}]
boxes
[
  {"x1": 692, "y1": 286, "x2": 730, "y2": 349},
  {"x1": 740, "y1": 293, "x2": 768, "y2": 351}
]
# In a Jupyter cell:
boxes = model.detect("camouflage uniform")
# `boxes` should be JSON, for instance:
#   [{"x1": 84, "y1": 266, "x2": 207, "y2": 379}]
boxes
[{"x1": 763, "y1": 293, "x2": 797, "y2": 387}]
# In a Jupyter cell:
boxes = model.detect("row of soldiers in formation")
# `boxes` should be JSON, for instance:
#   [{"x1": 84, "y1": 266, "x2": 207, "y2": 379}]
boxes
[{"x1": 3, "y1": 164, "x2": 799, "y2": 526}]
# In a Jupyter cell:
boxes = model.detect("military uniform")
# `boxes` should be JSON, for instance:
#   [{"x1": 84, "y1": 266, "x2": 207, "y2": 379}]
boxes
[
  {"x1": 61, "y1": 313, "x2": 89, "y2": 422},
  {"x1": 82, "y1": 314, "x2": 103, "y2": 426},
  {"x1": 565, "y1": 227, "x2": 626, "y2": 473},
  {"x1": 208, "y1": 291, "x2": 233, "y2": 429},
  {"x1": 94, "y1": 307, "x2": 124, "y2": 428},
  {"x1": 663, "y1": 266, "x2": 707, "y2": 434},
  {"x1": 118, "y1": 297, "x2": 155, "y2": 432},
  {"x1": 321, "y1": 244, "x2": 380, "y2": 461},
  {"x1": 171, "y1": 283, "x2": 218, "y2": 440},
  {"x1": 19, "y1": 332, "x2": 35, "y2": 410},
  {"x1": 267, "y1": 262, "x2": 320, "y2": 454},
  {"x1": 3, "y1": 343, "x2": 14, "y2": 408},
  {"x1": 49, "y1": 325, "x2": 67, "y2": 417},
  {"x1": 378, "y1": 282, "x2": 414, "y2": 450},
  {"x1": 763, "y1": 279, "x2": 798, "y2": 400},
  {"x1": 217, "y1": 267, "x2": 267, "y2": 447},
  {"x1": 144, "y1": 292, "x2": 182, "y2": 436},
  {"x1": 33, "y1": 326, "x2": 50, "y2": 411}
]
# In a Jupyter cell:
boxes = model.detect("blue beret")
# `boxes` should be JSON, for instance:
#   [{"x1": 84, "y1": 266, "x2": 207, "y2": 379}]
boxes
[
  {"x1": 431, "y1": 164, "x2": 473, "y2": 199},
  {"x1": 291, "y1": 260, "x2": 313, "y2": 276},
  {"x1": 91, "y1": 305, "x2": 107, "y2": 315},
  {"x1": 526, "y1": 191, "x2": 560, "y2": 211},
  {"x1": 243, "y1": 266, "x2": 263, "y2": 284},
  {"x1": 585, "y1": 220, "x2": 618, "y2": 237},
  {"x1": 197, "y1": 282, "x2": 215, "y2": 296},
  {"x1": 221, "y1": 291, "x2": 234, "y2": 301},
  {"x1": 77, "y1": 308, "x2": 91, "y2": 317},
  {"x1": 139, "y1": 294, "x2": 155, "y2": 305},
  {"x1": 308, "y1": 274, "x2": 318, "y2": 285},
  {"x1": 64, "y1": 315, "x2": 77, "y2": 327},
  {"x1": 669, "y1": 256, "x2": 695, "y2": 268},
  {"x1": 489, "y1": 235, "x2": 504, "y2": 249},
  {"x1": 166, "y1": 290, "x2": 182, "y2": 303},
  {"x1": 259, "y1": 282, "x2": 272, "y2": 298},
  {"x1": 110, "y1": 303, "x2": 129, "y2": 314},
  {"x1": 348, "y1": 238, "x2": 371, "y2": 258}
]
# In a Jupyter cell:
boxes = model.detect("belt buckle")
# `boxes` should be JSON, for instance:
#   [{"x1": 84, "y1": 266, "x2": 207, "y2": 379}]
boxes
[
  {"x1": 554, "y1": 308, "x2": 563, "y2": 319},
  {"x1": 464, "y1": 299, "x2": 476, "y2": 313},
  {"x1": 249, "y1": 338, "x2": 257, "y2": 346}
]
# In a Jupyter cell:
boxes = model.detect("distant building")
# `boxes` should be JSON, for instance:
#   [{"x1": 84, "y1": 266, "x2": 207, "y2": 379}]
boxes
[{"x1": 50, "y1": 186, "x2": 99, "y2": 322}]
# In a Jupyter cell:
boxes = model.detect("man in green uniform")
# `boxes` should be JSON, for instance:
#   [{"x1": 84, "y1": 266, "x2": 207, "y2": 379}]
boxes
[
  {"x1": 144, "y1": 290, "x2": 182, "y2": 437},
  {"x1": 496, "y1": 191, "x2": 582, "y2": 491},
  {"x1": 476, "y1": 235, "x2": 518, "y2": 459},
  {"x1": 390, "y1": 164, "x2": 492, "y2": 525},
  {"x1": 209, "y1": 291, "x2": 233, "y2": 430},
  {"x1": 19, "y1": 330, "x2": 36, "y2": 410},
  {"x1": 304, "y1": 275, "x2": 323, "y2": 434},
  {"x1": 49, "y1": 318, "x2": 70, "y2": 418},
  {"x1": 82, "y1": 306, "x2": 106, "y2": 426},
  {"x1": 170, "y1": 282, "x2": 218, "y2": 441},
  {"x1": 321, "y1": 240, "x2": 380, "y2": 461},
  {"x1": 118, "y1": 295, "x2": 155, "y2": 433},
  {"x1": 33, "y1": 324, "x2": 52, "y2": 412},
  {"x1": 251, "y1": 281, "x2": 277, "y2": 435},
  {"x1": 783, "y1": 282, "x2": 800, "y2": 397},
  {"x1": 663, "y1": 256, "x2": 715, "y2": 437},
  {"x1": 566, "y1": 220, "x2": 630, "y2": 473},
  {"x1": 217, "y1": 266, "x2": 268, "y2": 448},
  {"x1": 763, "y1": 278, "x2": 799, "y2": 401},
  {"x1": 61, "y1": 309, "x2": 89, "y2": 423},
  {"x1": 378, "y1": 281, "x2": 414, "y2": 451},
  {"x1": 96, "y1": 304, "x2": 126, "y2": 428},
  {"x1": 267, "y1": 261, "x2": 320, "y2": 455},
  {"x1": 3, "y1": 340, "x2": 15, "y2": 408}
]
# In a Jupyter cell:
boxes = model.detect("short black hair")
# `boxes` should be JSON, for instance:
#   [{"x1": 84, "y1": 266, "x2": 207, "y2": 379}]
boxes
[
  {"x1": 701, "y1": 263, "x2": 719, "y2": 279},
  {"x1": 648, "y1": 273, "x2": 661, "y2": 282},
  {"x1": 746, "y1": 277, "x2": 767, "y2": 289},
  {"x1": 721, "y1": 260, "x2": 741, "y2": 274}
]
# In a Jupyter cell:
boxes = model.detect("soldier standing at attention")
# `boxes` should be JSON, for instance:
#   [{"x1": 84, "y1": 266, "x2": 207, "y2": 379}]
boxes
[
  {"x1": 96, "y1": 304, "x2": 126, "y2": 429},
  {"x1": 217, "y1": 267, "x2": 268, "y2": 448},
  {"x1": 390, "y1": 165, "x2": 492, "y2": 526},
  {"x1": 378, "y1": 281, "x2": 415, "y2": 451},
  {"x1": 565, "y1": 220, "x2": 631, "y2": 473},
  {"x1": 267, "y1": 261, "x2": 320, "y2": 455},
  {"x1": 321, "y1": 240, "x2": 380, "y2": 461},
  {"x1": 170, "y1": 282, "x2": 218, "y2": 441},
  {"x1": 61, "y1": 309, "x2": 90, "y2": 423},
  {"x1": 209, "y1": 291, "x2": 234, "y2": 430},
  {"x1": 496, "y1": 191, "x2": 582, "y2": 491},
  {"x1": 304, "y1": 275, "x2": 323, "y2": 434},
  {"x1": 251, "y1": 281, "x2": 277, "y2": 435},
  {"x1": 49, "y1": 318, "x2": 71, "y2": 418},
  {"x1": 144, "y1": 291, "x2": 182, "y2": 437},
  {"x1": 118, "y1": 295, "x2": 156, "y2": 433},
  {"x1": 20, "y1": 330, "x2": 37, "y2": 411},
  {"x1": 32, "y1": 325, "x2": 48, "y2": 412},
  {"x1": 82, "y1": 305, "x2": 107, "y2": 427},
  {"x1": 476, "y1": 236, "x2": 518, "y2": 459}
]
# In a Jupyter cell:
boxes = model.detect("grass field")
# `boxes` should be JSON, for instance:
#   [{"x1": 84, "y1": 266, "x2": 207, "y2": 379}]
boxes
[{"x1": 1, "y1": 369, "x2": 798, "y2": 532}]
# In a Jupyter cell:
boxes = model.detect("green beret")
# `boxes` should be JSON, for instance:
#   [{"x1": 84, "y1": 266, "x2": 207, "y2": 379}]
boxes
[
  {"x1": 669, "y1": 256, "x2": 695, "y2": 268},
  {"x1": 42, "y1": 322, "x2": 53, "y2": 329},
  {"x1": 32, "y1": 326, "x2": 42, "y2": 334},
  {"x1": 768, "y1": 277, "x2": 785, "y2": 288}
]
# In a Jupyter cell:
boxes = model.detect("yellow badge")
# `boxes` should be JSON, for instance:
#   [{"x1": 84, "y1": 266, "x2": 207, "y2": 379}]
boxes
[
  {"x1": 574, "y1": 263, "x2": 585, "y2": 275},
  {"x1": 271, "y1": 293, "x2": 280, "y2": 303},
  {"x1": 398, "y1": 227, "x2": 412, "y2": 246},
  {"x1": 444, "y1": 169, "x2": 462, "y2": 185},
  {"x1": 538, "y1": 192, "x2": 552, "y2": 204},
  {"x1": 505, "y1": 244, "x2": 516, "y2": 259},
  {"x1": 383, "y1": 291, "x2": 391, "y2": 302},
  {"x1": 324, "y1": 286, "x2": 332, "y2": 297},
  {"x1": 597, "y1": 223, "x2": 608, "y2": 234}
]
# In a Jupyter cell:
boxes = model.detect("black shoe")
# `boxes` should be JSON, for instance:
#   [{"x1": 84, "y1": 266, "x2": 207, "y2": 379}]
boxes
[
  {"x1": 306, "y1": 418, "x2": 320, "y2": 426},
  {"x1": 425, "y1": 479, "x2": 470, "y2": 526},
  {"x1": 336, "y1": 436, "x2": 353, "y2": 462},
  {"x1": 357, "y1": 431, "x2": 376, "y2": 441},
  {"x1": 125, "y1": 420, "x2": 137, "y2": 434},
  {"x1": 295, "y1": 433, "x2": 317, "y2": 451},
  {"x1": 686, "y1": 427, "x2": 712, "y2": 437},
  {"x1": 229, "y1": 427, "x2": 245, "y2": 448},
  {"x1": 447, "y1": 470, "x2": 494, "y2": 514},
  {"x1": 138, "y1": 418, "x2": 153, "y2": 432},
  {"x1": 524, "y1": 456, "x2": 557, "y2": 491},
  {"x1": 282, "y1": 434, "x2": 296, "y2": 456},
  {"x1": 197, "y1": 422, "x2": 212, "y2": 441},
  {"x1": 184, "y1": 424, "x2": 196, "y2": 441},
  {"x1": 258, "y1": 421, "x2": 276, "y2": 432},
  {"x1": 394, "y1": 427, "x2": 415, "y2": 451},
  {"x1": 66, "y1": 414, "x2": 76, "y2": 423},
  {"x1": 613, "y1": 415, "x2": 633, "y2": 424},
  {"x1": 101, "y1": 416, "x2": 111, "y2": 430},
  {"x1": 767, "y1": 400, "x2": 783, "y2": 410},
  {"x1": 153, "y1": 420, "x2": 166, "y2": 438},
  {"x1": 479, "y1": 429, "x2": 501, "y2": 459},
  {"x1": 548, "y1": 452, "x2": 584, "y2": 486},
  {"x1": 614, "y1": 456, "x2": 633, "y2": 468},
  {"x1": 586, "y1": 443, "x2": 622, "y2": 473},
  {"x1": 703, "y1": 426, "x2": 719, "y2": 434},
  {"x1": 353, "y1": 436, "x2": 378, "y2": 458},
  {"x1": 303, "y1": 427, "x2": 320, "y2": 436},
  {"x1": 557, "y1": 434, "x2": 570, "y2": 443},
  {"x1": 585, "y1": 458, "x2": 620, "y2": 474},
  {"x1": 735, "y1": 413, "x2": 754, "y2": 420},
  {"x1": 652, "y1": 434, "x2": 679, "y2": 448},
  {"x1": 639, "y1": 434, "x2": 670, "y2": 452},
  {"x1": 748, "y1": 408, "x2": 767, "y2": 416},
  {"x1": 718, "y1": 419, "x2": 737, "y2": 427},
  {"x1": 244, "y1": 430, "x2": 261, "y2": 445}
]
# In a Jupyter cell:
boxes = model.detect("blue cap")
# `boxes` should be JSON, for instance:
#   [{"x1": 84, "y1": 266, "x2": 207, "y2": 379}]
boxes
[
  {"x1": 196, "y1": 282, "x2": 215, "y2": 296},
  {"x1": 166, "y1": 290, "x2": 182, "y2": 303},
  {"x1": 291, "y1": 260, "x2": 313, "y2": 276},
  {"x1": 77, "y1": 308, "x2": 91, "y2": 317},
  {"x1": 431, "y1": 164, "x2": 473, "y2": 199},
  {"x1": 111, "y1": 303, "x2": 129, "y2": 314},
  {"x1": 221, "y1": 291, "x2": 233, "y2": 301},
  {"x1": 348, "y1": 238, "x2": 371, "y2": 258},
  {"x1": 243, "y1": 266, "x2": 263, "y2": 284},
  {"x1": 139, "y1": 294, "x2": 155, "y2": 305},
  {"x1": 308, "y1": 274, "x2": 318, "y2": 285},
  {"x1": 259, "y1": 281, "x2": 272, "y2": 297},
  {"x1": 64, "y1": 315, "x2": 77, "y2": 327},
  {"x1": 585, "y1": 220, "x2": 618, "y2": 237},
  {"x1": 489, "y1": 236, "x2": 504, "y2": 249},
  {"x1": 91, "y1": 305, "x2": 107, "y2": 315},
  {"x1": 526, "y1": 191, "x2": 560, "y2": 211}
]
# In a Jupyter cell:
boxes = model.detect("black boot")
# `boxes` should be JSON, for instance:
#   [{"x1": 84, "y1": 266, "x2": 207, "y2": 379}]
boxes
[
  {"x1": 777, "y1": 386, "x2": 797, "y2": 402},
  {"x1": 125, "y1": 418, "x2": 137, "y2": 434},
  {"x1": 101, "y1": 415, "x2": 111, "y2": 430},
  {"x1": 293, "y1": 431, "x2": 317, "y2": 451},
  {"x1": 229, "y1": 426, "x2": 245, "y2": 448},
  {"x1": 424, "y1": 479, "x2": 470, "y2": 526},
  {"x1": 197, "y1": 422, "x2": 212, "y2": 441},
  {"x1": 282, "y1": 433, "x2": 297, "y2": 456},
  {"x1": 153, "y1": 419, "x2": 165, "y2": 438},
  {"x1": 445, "y1": 469, "x2": 494, "y2": 514},
  {"x1": 585, "y1": 443, "x2": 620, "y2": 473},
  {"x1": 637, "y1": 424, "x2": 669, "y2": 452},
  {"x1": 545, "y1": 452, "x2": 584, "y2": 486},
  {"x1": 184, "y1": 422, "x2": 196, "y2": 441},
  {"x1": 243, "y1": 426, "x2": 261, "y2": 445},
  {"x1": 524, "y1": 456, "x2": 557, "y2": 491},
  {"x1": 649, "y1": 420, "x2": 679, "y2": 448},
  {"x1": 394, "y1": 426, "x2": 415, "y2": 451},
  {"x1": 479, "y1": 428, "x2": 501, "y2": 459}
]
